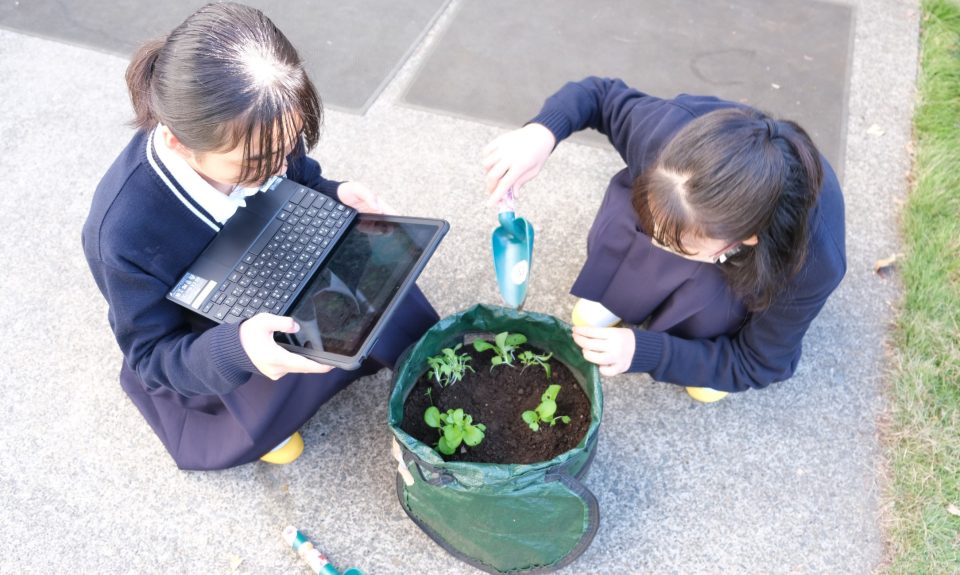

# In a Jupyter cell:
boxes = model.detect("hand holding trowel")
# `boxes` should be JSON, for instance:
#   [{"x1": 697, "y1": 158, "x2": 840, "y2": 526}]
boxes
[
  {"x1": 492, "y1": 187, "x2": 534, "y2": 309},
  {"x1": 483, "y1": 123, "x2": 556, "y2": 309}
]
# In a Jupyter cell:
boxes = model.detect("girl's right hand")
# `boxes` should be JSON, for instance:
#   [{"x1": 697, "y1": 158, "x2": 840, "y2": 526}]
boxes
[
  {"x1": 238, "y1": 313, "x2": 334, "y2": 380},
  {"x1": 481, "y1": 123, "x2": 556, "y2": 206}
]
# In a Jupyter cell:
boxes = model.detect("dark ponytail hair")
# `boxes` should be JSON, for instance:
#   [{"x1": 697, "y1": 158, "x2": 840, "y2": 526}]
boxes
[
  {"x1": 632, "y1": 107, "x2": 824, "y2": 311},
  {"x1": 126, "y1": 38, "x2": 166, "y2": 129},
  {"x1": 124, "y1": 2, "x2": 323, "y2": 186}
]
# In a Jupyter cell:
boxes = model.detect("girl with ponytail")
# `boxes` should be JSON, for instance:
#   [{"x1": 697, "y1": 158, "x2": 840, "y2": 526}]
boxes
[
  {"x1": 483, "y1": 77, "x2": 845, "y2": 400},
  {"x1": 82, "y1": 3, "x2": 438, "y2": 470}
]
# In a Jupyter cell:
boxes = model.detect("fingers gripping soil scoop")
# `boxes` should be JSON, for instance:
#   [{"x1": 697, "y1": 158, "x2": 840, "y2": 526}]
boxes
[{"x1": 492, "y1": 188, "x2": 534, "y2": 308}]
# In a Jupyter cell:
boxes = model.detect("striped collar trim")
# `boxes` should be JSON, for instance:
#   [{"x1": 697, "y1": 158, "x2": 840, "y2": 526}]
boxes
[{"x1": 145, "y1": 129, "x2": 221, "y2": 232}]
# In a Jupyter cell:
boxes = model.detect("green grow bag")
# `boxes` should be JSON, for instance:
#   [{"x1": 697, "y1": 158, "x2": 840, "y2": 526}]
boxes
[{"x1": 388, "y1": 304, "x2": 602, "y2": 574}]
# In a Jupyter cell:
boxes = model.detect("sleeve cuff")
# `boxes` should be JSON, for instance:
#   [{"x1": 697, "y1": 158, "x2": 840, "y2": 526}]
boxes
[
  {"x1": 527, "y1": 109, "x2": 573, "y2": 146},
  {"x1": 628, "y1": 330, "x2": 663, "y2": 373},
  {"x1": 209, "y1": 323, "x2": 258, "y2": 392},
  {"x1": 317, "y1": 177, "x2": 342, "y2": 199}
]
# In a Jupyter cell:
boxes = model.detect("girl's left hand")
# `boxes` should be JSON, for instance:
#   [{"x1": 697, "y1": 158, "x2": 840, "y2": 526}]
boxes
[
  {"x1": 571, "y1": 326, "x2": 636, "y2": 376},
  {"x1": 337, "y1": 181, "x2": 396, "y2": 214}
]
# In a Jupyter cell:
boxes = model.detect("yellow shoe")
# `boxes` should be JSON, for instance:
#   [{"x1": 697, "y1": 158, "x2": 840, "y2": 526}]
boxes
[
  {"x1": 260, "y1": 432, "x2": 304, "y2": 464},
  {"x1": 685, "y1": 387, "x2": 729, "y2": 403},
  {"x1": 571, "y1": 298, "x2": 621, "y2": 327}
]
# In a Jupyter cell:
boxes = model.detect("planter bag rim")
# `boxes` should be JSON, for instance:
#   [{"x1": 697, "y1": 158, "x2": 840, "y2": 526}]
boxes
[{"x1": 388, "y1": 304, "x2": 602, "y2": 481}]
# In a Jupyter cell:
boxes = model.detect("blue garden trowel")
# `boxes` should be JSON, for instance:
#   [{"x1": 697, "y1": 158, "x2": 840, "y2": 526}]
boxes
[{"x1": 492, "y1": 188, "x2": 534, "y2": 308}]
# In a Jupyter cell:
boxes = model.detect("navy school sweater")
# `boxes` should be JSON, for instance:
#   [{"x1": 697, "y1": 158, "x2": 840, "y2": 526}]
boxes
[
  {"x1": 82, "y1": 130, "x2": 341, "y2": 397},
  {"x1": 529, "y1": 77, "x2": 846, "y2": 392}
]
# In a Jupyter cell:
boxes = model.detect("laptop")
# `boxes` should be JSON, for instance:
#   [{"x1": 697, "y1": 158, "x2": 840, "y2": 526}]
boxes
[{"x1": 167, "y1": 176, "x2": 448, "y2": 370}]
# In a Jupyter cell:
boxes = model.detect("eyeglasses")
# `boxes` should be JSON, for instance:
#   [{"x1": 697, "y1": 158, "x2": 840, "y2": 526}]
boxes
[
  {"x1": 649, "y1": 235, "x2": 743, "y2": 265},
  {"x1": 713, "y1": 243, "x2": 743, "y2": 264}
]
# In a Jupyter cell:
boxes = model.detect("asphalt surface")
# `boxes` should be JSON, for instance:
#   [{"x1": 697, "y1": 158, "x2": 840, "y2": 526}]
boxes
[{"x1": 0, "y1": 0, "x2": 918, "y2": 573}]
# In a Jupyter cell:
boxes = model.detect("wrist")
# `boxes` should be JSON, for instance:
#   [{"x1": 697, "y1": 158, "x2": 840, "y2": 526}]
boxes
[
  {"x1": 525, "y1": 111, "x2": 568, "y2": 148},
  {"x1": 526, "y1": 122, "x2": 557, "y2": 151}
]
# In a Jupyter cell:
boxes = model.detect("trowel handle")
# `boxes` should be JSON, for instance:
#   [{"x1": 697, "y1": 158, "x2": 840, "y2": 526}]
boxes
[
  {"x1": 498, "y1": 209, "x2": 517, "y2": 230},
  {"x1": 282, "y1": 526, "x2": 341, "y2": 575},
  {"x1": 497, "y1": 187, "x2": 517, "y2": 213}
]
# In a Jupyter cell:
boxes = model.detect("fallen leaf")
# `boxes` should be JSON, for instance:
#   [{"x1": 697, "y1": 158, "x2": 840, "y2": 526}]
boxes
[
  {"x1": 228, "y1": 555, "x2": 244, "y2": 571},
  {"x1": 874, "y1": 253, "x2": 902, "y2": 275},
  {"x1": 948, "y1": 503, "x2": 960, "y2": 517},
  {"x1": 771, "y1": 83, "x2": 781, "y2": 90},
  {"x1": 867, "y1": 124, "x2": 886, "y2": 136}
]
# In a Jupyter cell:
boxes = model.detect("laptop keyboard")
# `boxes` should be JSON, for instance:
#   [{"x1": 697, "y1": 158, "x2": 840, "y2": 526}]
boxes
[{"x1": 201, "y1": 189, "x2": 354, "y2": 324}]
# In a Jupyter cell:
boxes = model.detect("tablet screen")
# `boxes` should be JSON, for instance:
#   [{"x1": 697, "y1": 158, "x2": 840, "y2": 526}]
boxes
[{"x1": 284, "y1": 217, "x2": 442, "y2": 357}]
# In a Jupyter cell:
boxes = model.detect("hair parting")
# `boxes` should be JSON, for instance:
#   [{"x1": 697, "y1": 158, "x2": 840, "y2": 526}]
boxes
[
  {"x1": 633, "y1": 108, "x2": 823, "y2": 311},
  {"x1": 124, "y1": 2, "x2": 323, "y2": 186}
]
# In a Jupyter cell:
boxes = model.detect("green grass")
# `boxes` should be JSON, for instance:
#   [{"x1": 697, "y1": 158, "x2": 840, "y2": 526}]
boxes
[{"x1": 885, "y1": 0, "x2": 960, "y2": 572}]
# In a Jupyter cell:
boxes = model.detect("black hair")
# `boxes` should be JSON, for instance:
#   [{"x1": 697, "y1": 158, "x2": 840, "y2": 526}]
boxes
[
  {"x1": 632, "y1": 107, "x2": 824, "y2": 311},
  {"x1": 125, "y1": 2, "x2": 322, "y2": 186}
]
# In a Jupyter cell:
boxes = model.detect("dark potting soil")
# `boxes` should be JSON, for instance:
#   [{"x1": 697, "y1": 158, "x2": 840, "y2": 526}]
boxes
[{"x1": 400, "y1": 343, "x2": 591, "y2": 464}]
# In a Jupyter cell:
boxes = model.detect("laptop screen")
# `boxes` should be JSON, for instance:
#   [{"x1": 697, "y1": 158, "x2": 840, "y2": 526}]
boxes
[{"x1": 284, "y1": 217, "x2": 440, "y2": 356}]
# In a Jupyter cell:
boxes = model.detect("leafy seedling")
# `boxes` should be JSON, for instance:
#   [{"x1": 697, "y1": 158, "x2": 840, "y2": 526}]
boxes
[
  {"x1": 472, "y1": 331, "x2": 527, "y2": 368},
  {"x1": 424, "y1": 407, "x2": 487, "y2": 455},
  {"x1": 522, "y1": 384, "x2": 571, "y2": 432},
  {"x1": 426, "y1": 344, "x2": 474, "y2": 387},
  {"x1": 518, "y1": 350, "x2": 553, "y2": 379}
]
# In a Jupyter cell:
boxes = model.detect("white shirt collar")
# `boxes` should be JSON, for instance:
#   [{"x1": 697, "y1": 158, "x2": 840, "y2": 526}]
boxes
[{"x1": 152, "y1": 126, "x2": 262, "y2": 224}]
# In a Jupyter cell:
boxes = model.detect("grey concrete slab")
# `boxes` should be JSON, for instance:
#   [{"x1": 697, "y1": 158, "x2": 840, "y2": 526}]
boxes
[
  {"x1": 0, "y1": 0, "x2": 919, "y2": 573},
  {"x1": 402, "y1": 0, "x2": 853, "y2": 177},
  {"x1": 0, "y1": 0, "x2": 448, "y2": 113}
]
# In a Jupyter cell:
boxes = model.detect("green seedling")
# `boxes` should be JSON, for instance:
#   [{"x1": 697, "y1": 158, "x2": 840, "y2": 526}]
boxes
[
  {"x1": 424, "y1": 407, "x2": 486, "y2": 455},
  {"x1": 522, "y1": 384, "x2": 571, "y2": 432},
  {"x1": 426, "y1": 344, "x2": 474, "y2": 387},
  {"x1": 518, "y1": 350, "x2": 553, "y2": 379},
  {"x1": 472, "y1": 331, "x2": 528, "y2": 368}
]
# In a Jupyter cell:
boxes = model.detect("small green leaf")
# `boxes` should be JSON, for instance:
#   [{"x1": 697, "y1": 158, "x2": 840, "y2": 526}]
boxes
[
  {"x1": 494, "y1": 332, "x2": 508, "y2": 349},
  {"x1": 543, "y1": 364, "x2": 552, "y2": 379},
  {"x1": 437, "y1": 436, "x2": 455, "y2": 455},
  {"x1": 444, "y1": 425, "x2": 463, "y2": 447},
  {"x1": 528, "y1": 421, "x2": 540, "y2": 432},
  {"x1": 522, "y1": 411, "x2": 538, "y2": 425},
  {"x1": 543, "y1": 384, "x2": 561, "y2": 402},
  {"x1": 475, "y1": 423, "x2": 486, "y2": 432},
  {"x1": 491, "y1": 356, "x2": 504, "y2": 367},
  {"x1": 505, "y1": 333, "x2": 527, "y2": 346},
  {"x1": 473, "y1": 340, "x2": 494, "y2": 352},
  {"x1": 452, "y1": 409, "x2": 464, "y2": 425},
  {"x1": 559, "y1": 416, "x2": 571, "y2": 424},
  {"x1": 537, "y1": 399, "x2": 557, "y2": 420},
  {"x1": 424, "y1": 406, "x2": 440, "y2": 428},
  {"x1": 463, "y1": 425, "x2": 485, "y2": 446}
]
